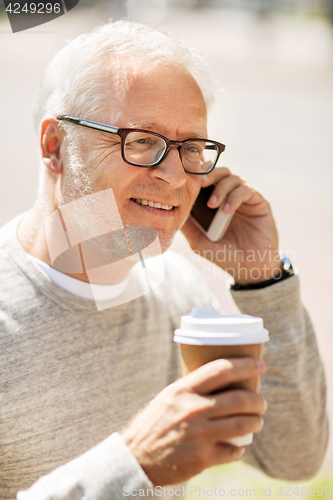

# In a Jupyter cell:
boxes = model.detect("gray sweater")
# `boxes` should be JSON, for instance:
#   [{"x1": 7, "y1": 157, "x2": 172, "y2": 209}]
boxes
[{"x1": 0, "y1": 215, "x2": 328, "y2": 500}]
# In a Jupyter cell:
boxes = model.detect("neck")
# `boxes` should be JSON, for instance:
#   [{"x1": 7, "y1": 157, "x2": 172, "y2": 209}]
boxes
[{"x1": 18, "y1": 204, "x2": 135, "y2": 286}]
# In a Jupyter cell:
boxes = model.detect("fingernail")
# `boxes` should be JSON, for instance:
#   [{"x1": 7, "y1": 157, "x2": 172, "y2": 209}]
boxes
[
  {"x1": 208, "y1": 195, "x2": 218, "y2": 205},
  {"x1": 202, "y1": 175, "x2": 208, "y2": 182},
  {"x1": 223, "y1": 202, "x2": 230, "y2": 212},
  {"x1": 256, "y1": 359, "x2": 266, "y2": 371}
]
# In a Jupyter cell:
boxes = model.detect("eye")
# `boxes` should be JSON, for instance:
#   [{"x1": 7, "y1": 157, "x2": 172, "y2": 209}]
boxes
[
  {"x1": 135, "y1": 138, "x2": 150, "y2": 145},
  {"x1": 125, "y1": 134, "x2": 157, "y2": 149},
  {"x1": 183, "y1": 142, "x2": 203, "y2": 155},
  {"x1": 187, "y1": 145, "x2": 200, "y2": 153}
]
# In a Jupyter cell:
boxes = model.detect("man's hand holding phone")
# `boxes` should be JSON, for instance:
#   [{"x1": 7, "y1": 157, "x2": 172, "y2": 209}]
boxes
[{"x1": 182, "y1": 167, "x2": 283, "y2": 285}]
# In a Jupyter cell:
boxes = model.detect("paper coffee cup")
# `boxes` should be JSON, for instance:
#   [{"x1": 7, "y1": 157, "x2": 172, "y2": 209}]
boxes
[{"x1": 173, "y1": 306, "x2": 270, "y2": 447}]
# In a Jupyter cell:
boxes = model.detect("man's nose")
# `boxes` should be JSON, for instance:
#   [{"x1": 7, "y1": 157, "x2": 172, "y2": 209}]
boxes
[{"x1": 149, "y1": 146, "x2": 187, "y2": 188}]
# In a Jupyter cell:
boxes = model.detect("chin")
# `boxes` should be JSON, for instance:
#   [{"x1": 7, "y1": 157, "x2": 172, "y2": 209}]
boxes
[
  {"x1": 154, "y1": 229, "x2": 176, "y2": 254},
  {"x1": 124, "y1": 224, "x2": 176, "y2": 259},
  {"x1": 120, "y1": 214, "x2": 179, "y2": 256}
]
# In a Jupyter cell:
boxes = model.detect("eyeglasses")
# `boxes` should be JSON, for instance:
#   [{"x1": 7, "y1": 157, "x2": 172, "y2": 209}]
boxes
[{"x1": 57, "y1": 115, "x2": 225, "y2": 175}]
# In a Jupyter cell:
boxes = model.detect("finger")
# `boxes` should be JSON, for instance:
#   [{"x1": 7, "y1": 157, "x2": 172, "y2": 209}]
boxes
[
  {"x1": 210, "y1": 442, "x2": 246, "y2": 467},
  {"x1": 201, "y1": 166, "x2": 231, "y2": 188},
  {"x1": 210, "y1": 414, "x2": 264, "y2": 441},
  {"x1": 206, "y1": 390, "x2": 267, "y2": 419},
  {"x1": 222, "y1": 183, "x2": 256, "y2": 213},
  {"x1": 207, "y1": 175, "x2": 246, "y2": 208},
  {"x1": 183, "y1": 357, "x2": 267, "y2": 395}
]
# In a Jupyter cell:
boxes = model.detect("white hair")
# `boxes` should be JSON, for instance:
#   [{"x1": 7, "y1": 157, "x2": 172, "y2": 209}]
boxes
[{"x1": 33, "y1": 20, "x2": 216, "y2": 135}]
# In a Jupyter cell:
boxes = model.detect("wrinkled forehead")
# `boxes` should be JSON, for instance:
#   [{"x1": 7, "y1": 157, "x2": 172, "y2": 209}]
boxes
[{"x1": 102, "y1": 58, "x2": 208, "y2": 135}]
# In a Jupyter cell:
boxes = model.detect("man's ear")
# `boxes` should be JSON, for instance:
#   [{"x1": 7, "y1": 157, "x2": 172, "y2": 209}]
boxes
[{"x1": 40, "y1": 117, "x2": 64, "y2": 174}]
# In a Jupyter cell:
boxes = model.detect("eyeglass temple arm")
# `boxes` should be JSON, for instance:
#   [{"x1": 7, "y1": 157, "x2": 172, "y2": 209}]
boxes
[{"x1": 57, "y1": 116, "x2": 119, "y2": 135}]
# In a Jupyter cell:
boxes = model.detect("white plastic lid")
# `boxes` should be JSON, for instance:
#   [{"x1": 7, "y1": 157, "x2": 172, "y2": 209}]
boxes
[{"x1": 173, "y1": 306, "x2": 269, "y2": 346}]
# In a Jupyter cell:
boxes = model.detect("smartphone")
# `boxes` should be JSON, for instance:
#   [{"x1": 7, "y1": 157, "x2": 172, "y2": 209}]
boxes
[{"x1": 190, "y1": 185, "x2": 234, "y2": 242}]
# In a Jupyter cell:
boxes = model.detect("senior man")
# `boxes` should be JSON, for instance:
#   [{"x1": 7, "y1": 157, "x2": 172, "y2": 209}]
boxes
[{"x1": 0, "y1": 20, "x2": 328, "y2": 500}]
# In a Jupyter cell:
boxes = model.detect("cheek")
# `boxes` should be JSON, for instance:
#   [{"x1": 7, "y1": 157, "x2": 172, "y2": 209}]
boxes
[
  {"x1": 98, "y1": 161, "x2": 138, "y2": 202},
  {"x1": 81, "y1": 133, "x2": 121, "y2": 169},
  {"x1": 85, "y1": 144, "x2": 126, "y2": 187},
  {"x1": 90, "y1": 146, "x2": 119, "y2": 170},
  {"x1": 187, "y1": 177, "x2": 202, "y2": 206}
]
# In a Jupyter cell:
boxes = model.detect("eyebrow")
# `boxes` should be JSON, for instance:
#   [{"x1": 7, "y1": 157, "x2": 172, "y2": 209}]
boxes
[
  {"x1": 125, "y1": 121, "x2": 158, "y2": 130},
  {"x1": 124, "y1": 121, "x2": 206, "y2": 139}
]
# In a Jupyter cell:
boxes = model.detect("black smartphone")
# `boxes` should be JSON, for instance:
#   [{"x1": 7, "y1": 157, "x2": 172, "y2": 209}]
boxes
[{"x1": 190, "y1": 185, "x2": 234, "y2": 242}]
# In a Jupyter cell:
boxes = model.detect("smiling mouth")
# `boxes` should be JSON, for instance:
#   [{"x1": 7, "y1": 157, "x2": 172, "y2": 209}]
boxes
[{"x1": 131, "y1": 198, "x2": 174, "y2": 211}]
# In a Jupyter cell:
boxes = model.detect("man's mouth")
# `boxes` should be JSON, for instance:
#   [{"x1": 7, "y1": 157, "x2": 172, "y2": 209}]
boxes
[{"x1": 131, "y1": 198, "x2": 174, "y2": 211}]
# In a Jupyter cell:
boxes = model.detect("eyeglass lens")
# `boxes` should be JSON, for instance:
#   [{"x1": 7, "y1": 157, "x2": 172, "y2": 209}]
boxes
[{"x1": 124, "y1": 131, "x2": 218, "y2": 173}]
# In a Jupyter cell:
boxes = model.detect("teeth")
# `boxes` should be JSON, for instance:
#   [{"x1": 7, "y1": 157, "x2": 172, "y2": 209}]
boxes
[{"x1": 134, "y1": 199, "x2": 173, "y2": 210}]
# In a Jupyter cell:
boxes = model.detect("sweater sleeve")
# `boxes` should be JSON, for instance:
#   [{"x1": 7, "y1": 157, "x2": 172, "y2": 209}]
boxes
[
  {"x1": 17, "y1": 432, "x2": 153, "y2": 500},
  {"x1": 230, "y1": 274, "x2": 329, "y2": 480}
]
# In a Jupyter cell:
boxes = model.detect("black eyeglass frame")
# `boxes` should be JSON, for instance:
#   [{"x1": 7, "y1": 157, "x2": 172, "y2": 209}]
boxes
[{"x1": 57, "y1": 115, "x2": 225, "y2": 175}]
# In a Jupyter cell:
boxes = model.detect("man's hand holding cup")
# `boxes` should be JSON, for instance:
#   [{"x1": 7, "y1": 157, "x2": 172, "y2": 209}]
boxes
[{"x1": 121, "y1": 351, "x2": 267, "y2": 486}]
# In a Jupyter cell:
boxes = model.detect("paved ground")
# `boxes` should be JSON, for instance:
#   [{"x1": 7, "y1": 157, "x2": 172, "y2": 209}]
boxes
[{"x1": 1, "y1": 3, "x2": 333, "y2": 473}]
